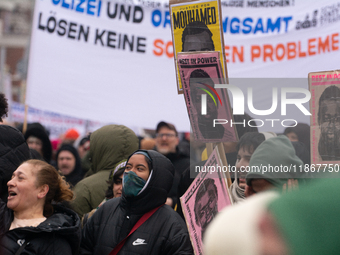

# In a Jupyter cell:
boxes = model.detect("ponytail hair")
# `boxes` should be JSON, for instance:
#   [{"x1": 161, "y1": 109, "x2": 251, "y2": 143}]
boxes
[{"x1": 23, "y1": 159, "x2": 74, "y2": 217}]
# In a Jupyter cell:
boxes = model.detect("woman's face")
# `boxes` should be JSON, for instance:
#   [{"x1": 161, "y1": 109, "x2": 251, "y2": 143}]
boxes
[
  {"x1": 27, "y1": 136, "x2": 43, "y2": 156},
  {"x1": 125, "y1": 154, "x2": 150, "y2": 181},
  {"x1": 113, "y1": 174, "x2": 123, "y2": 197},
  {"x1": 7, "y1": 163, "x2": 43, "y2": 212}
]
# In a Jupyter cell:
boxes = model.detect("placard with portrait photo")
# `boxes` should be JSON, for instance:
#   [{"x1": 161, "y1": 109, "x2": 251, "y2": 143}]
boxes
[
  {"x1": 180, "y1": 146, "x2": 232, "y2": 255},
  {"x1": 178, "y1": 51, "x2": 237, "y2": 143},
  {"x1": 309, "y1": 70, "x2": 340, "y2": 164},
  {"x1": 170, "y1": 0, "x2": 227, "y2": 94}
]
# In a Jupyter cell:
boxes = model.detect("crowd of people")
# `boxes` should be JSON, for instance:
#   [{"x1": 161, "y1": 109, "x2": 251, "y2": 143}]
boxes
[{"x1": 0, "y1": 92, "x2": 339, "y2": 255}]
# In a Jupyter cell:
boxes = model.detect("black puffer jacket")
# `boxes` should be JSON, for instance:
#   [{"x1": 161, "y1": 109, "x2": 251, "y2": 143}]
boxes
[
  {"x1": 0, "y1": 201, "x2": 81, "y2": 255},
  {"x1": 0, "y1": 125, "x2": 31, "y2": 201},
  {"x1": 165, "y1": 147, "x2": 191, "y2": 208},
  {"x1": 80, "y1": 150, "x2": 193, "y2": 255}
]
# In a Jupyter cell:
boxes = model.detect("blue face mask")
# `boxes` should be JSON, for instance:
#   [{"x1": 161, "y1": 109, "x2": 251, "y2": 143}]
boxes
[{"x1": 123, "y1": 171, "x2": 146, "y2": 197}]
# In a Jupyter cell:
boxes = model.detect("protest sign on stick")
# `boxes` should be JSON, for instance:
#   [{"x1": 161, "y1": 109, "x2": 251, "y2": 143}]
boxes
[
  {"x1": 170, "y1": 0, "x2": 227, "y2": 94},
  {"x1": 181, "y1": 146, "x2": 232, "y2": 255},
  {"x1": 309, "y1": 70, "x2": 340, "y2": 164},
  {"x1": 178, "y1": 51, "x2": 237, "y2": 143}
]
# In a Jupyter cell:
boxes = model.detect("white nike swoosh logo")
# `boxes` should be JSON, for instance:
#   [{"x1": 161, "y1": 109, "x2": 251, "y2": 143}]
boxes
[
  {"x1": 132, "y1": 240, "x2": 147, "y2": 246},
  {"x1": 17, "y1": 239, "x2": 25, "y2": 246}
]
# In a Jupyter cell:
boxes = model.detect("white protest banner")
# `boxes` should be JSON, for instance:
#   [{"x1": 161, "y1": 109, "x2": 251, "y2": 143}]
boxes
[
  {"x1": 26, "y1": 0, "x2": 340, "y2": 133},
  {"x1": 9, "y1": 102, "x2": 107, "y2": 139},
  {"x1": 26, "y1": 0, "x2": 187, "y2": 131}
]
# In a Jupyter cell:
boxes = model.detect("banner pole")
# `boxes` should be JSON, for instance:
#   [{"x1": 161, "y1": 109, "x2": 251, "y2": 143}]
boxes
[
  {"x1": 206, "y1": 143, "x2": 214, "y2": 158},
  {"x1": 23, "y1": 104, "x2": 28, "y2": 135},
  {"x1": 22, "y1": 80, "x2": 28, "y2": 135},
  {"x1": 217, "y1": 142, "x2": 232, "y2": 188}
]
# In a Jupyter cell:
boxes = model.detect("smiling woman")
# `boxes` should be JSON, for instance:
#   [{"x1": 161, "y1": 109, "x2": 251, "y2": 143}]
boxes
[
  {"x1": 81, "y1": 150, "x2": 193, "y2": 255},
  {"x1": 0, "y1": 160, "x2": 81, "y2": 255}
]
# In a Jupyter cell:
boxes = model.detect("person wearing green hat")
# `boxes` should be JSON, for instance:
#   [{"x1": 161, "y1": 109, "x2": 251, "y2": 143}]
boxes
[
  {"x1": 245, "y1": 135, "x2": 304, "y2": 197},
  {"x1": 260, "y1": 177, "x2": 340, "y2": 255}
]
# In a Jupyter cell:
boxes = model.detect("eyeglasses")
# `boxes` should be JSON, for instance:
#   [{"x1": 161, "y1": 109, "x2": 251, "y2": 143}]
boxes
[{"x1": 156, "y1": 133, "x2": 176, "y2": 139}]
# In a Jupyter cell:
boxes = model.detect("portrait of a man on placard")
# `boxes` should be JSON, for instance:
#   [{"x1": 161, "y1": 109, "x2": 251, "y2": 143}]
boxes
[
  {"x1": 194, "y1": 178, "x2": 218, "y2": 239},
  {"x1": 180, "y1": 147, "x2": 232, "y2": 255},
  {"x1": 189, "y1": 69, "x2": 233, "y2": 141},
  {"x1": 182, "y1": 21, "x2": 215, "y2": 52},
  {"x1": 318, "y1": 85, "x2": 340, "y2": 161}
]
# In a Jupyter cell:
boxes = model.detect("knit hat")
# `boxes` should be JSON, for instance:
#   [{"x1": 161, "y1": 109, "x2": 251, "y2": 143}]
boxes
[
  {"x1": 204, "y1": 190, "x2": 279, "y2": 255},
  {"x1": 64, "y1": 128, "x2": 80, "y2": 140},
  {"x1": 246, "y1": 135, "x2": 304, "y2": 188},
  {"x1": 109, "y1": 159, "x2": 127, "y2": 181},
  {"x1": 268, "y1": 178, "x2": 340, "y2": 255}
]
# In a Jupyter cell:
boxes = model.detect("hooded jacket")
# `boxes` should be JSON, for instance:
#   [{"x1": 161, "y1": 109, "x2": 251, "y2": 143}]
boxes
[
  {"x1": 246, "y1": 136, "x2": 304, "y2": 188},
  {"x1": 80, "y1": 150, "x2": 193, "y2": 255},
  {"x1": 0, "y1": 201, "x2": 81, "y2": 255},
  {"x1": 72, "y1": 125, "x2": 139, "y2": 218},
  {"x1": 56, "y1": 144, "x2": 84, "y2": 187},
  {"x1": 0, "y1": 125, "x2": 31, "y2": 201}
]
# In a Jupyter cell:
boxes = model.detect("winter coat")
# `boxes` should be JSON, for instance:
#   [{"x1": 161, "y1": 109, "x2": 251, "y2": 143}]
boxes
[
  {"x1": 164, "y1": 147, "x2": 191, "y2": 208},
  {"x1": 0, "y1": 200, "x2": 81, "y2": 255},
  {"x1": 80, "y1": 150, "x2": 193, "y2": 255},
  {"x1": 0, "y1": 125, "x2": 31, "y2": 202},
  {"x1": 71, "y1": 125, "x2": 139, "y2": 218}
]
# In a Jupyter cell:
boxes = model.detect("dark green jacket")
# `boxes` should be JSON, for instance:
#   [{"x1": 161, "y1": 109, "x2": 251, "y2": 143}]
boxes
[{"x1": 72, "y1": 125, "x2": 138, "y2": 218}]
